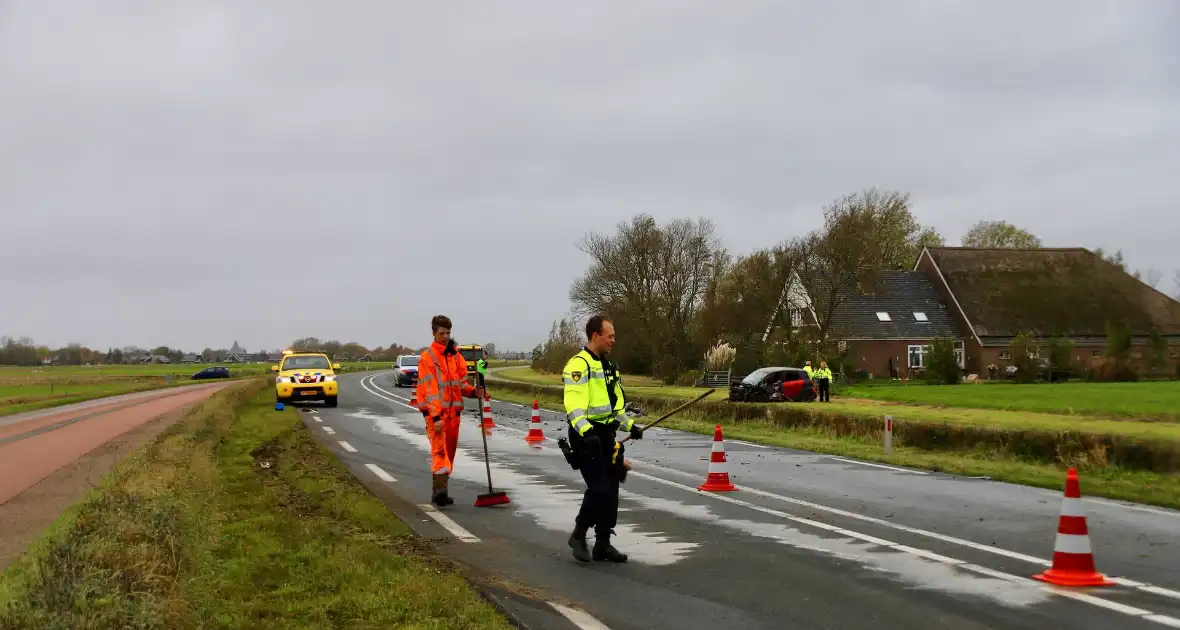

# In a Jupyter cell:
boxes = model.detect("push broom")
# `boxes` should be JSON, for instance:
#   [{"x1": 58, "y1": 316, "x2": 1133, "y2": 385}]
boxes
[{"x1": 473, "y1": 384, "x2": 510, "y2": 507}]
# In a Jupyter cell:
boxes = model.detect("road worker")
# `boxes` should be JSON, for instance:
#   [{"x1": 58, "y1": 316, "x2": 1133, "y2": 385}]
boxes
[
  {"x1": 815, "y1": 361, "x2": 832, "y2": 402},
  {"x1": 417, "y1": 314, "x2": 480, "y2": 507},
  {"x1": 803, "y1": 360, "x2": 814, "y2": 378},
  {"x1": 476, "y1": 352, "x2": 488, "y2": 391},
  {"x1": 563, "y1": 315, "x2": 642, "y2": 563}
]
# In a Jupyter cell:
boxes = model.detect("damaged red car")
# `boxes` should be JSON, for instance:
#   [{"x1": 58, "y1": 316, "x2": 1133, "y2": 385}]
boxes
[{"x1": 728, "y1": 367, "x2": 817, "y2": 403}]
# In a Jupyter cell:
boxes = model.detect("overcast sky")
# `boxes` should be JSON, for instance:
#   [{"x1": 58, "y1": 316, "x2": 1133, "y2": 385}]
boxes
[{"x1": 2, "y1": 1, "x2": 1177, "y2": 353}]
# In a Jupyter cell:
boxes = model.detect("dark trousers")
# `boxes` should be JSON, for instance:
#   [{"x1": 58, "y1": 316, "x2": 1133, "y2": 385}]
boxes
[
  {"x1": 477, "y1": 373, "x2": 486, "y2": 390},
  {"x1": 570, "y1": 425, "x2": 619, "y2": 537},
  {"x1": 818, "y1": 378, "x2": 830, "y2": 402}
]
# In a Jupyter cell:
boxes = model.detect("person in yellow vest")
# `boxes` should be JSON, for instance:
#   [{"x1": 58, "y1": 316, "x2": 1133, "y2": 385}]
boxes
[
  {"x1": 563, "y1": 314, "x2": 642, "y2": 564},
  {"x1": 815, "y1": 361, "x2": 833, "y2": 402}
]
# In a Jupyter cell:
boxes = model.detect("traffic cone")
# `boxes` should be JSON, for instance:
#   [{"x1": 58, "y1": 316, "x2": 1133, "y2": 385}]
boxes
[
  {"x1": 525, "y1": 400, "x2": 546, "y2": 443},
  {"x1": 481, "y1": 393, "x2": 497, "y2": 429},
  {"x1": 698, "y1": 424, "x2": 737, "y2": 492},
  {"x1": 1032, "y1": 468, "x2": 1114, "y2": 587},
  {"x1": 409, "y1": 385, "x2": 418, "y2": 407}
]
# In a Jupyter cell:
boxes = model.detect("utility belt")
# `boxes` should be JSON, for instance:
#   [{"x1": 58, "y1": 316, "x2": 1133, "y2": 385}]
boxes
[{"x1": 558, "y1": 420, "x2": 624, "y2": 477}]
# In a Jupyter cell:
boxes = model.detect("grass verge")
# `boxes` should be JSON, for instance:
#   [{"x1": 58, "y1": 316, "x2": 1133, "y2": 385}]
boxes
[
  {"x1": 485, "y1": 381, "x2": 1180, "y2": 510},
  {"x1": 0, "y1": 381, "x2": 511, "y2": 629}
]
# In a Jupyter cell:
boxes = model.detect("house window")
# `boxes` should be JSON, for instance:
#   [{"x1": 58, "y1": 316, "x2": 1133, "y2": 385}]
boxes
[
  {"x1": 908, "y1": 345, "x2": 928, "y2": 369},
  {"x1": 913, "y1": 312, "x2": 928, "y2": 322},
  {"x1": 953, "y1": 340, "x2": 965, "y2": 369},
  {"x1": 876, "y1": 312, "x2": 892, "y2": 322},
  {"x1": 998, "y1": 350, "x2": 1011, "y2": 361},
  {"x1": 1131, "y1": 349, "x2": 1143, "y2": 359}
]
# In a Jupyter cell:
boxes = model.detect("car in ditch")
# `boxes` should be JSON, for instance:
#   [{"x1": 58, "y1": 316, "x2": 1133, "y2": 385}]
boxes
[
  {"x1": 394, "y1": 354, "x2": 419, "y2": 387},
  {"x1": 728, "y1": 366, "x2": 817, "y2": 403}
]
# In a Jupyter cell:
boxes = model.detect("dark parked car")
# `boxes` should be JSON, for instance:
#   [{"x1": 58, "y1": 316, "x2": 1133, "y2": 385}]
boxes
[
  {"x1": 394, "y1": 354, "x2": 419, "y2": 387},
  {"x1": 192, "y1": 366, "x2": 230, "y2": 380},
  {"x1": 728, "y1": 367, "x2": 817, "y2": 403}
]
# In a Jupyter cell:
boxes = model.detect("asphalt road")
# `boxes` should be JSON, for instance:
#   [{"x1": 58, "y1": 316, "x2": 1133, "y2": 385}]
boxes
[{"x1": 304, "y1": 371, "x2": 1180, "y2": 629}]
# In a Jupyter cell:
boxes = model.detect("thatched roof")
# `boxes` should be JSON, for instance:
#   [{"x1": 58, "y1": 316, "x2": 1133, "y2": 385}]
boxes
[{"x1": 923, "y1": 247, "x2": 1180, "y2": 337}]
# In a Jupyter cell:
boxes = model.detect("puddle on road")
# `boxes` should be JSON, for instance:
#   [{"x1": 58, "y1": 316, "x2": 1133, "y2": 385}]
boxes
[
  {"x1": 351, "y1": 409, "x2": 1050, "y2": 609},
  {"x1": 351, "y1": 410, "x2": 698, "y2": 566}
]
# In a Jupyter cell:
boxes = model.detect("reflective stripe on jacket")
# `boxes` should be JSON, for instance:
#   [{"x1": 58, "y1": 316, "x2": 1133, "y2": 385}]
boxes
[
  {"x1": 418, "y1": 341, "x2": 477, "y2": 418},
  {"x1": 815, "y1": 368, "x2": 832, "y2": 380},
  {"x1": 562, "y1": 348, "x2": 633, "y2": 436}
]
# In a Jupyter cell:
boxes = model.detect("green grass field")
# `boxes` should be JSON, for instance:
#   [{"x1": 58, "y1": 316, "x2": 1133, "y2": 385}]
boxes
[
  {"x1": 840, "y1": 380, "x2": 1180, "y2": 421},
  {"x1": 0, "y1": 383, "x2": 510, "y2": 628},
  {"x1": 0, "y1": 362, "x2": 394, "y2": 417}
]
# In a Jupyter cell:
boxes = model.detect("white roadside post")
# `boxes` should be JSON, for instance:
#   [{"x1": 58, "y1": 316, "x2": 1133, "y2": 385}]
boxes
[{"x1": 884, "y1": 415, "x2": 894, "y2": 456}]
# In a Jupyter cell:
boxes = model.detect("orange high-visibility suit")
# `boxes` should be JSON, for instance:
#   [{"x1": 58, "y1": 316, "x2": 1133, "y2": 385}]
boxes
[{"x1": 417, "y1": 341, "x2": 477, "y2": 494}]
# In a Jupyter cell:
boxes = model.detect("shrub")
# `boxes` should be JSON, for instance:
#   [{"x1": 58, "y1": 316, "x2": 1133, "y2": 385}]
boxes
[
  {"x1": 1092, "y1": 323, "x2": 1138, "y2": 382},
  {"x1": 923, "y1": 337, "x2": 961, "y2": 385},
  {"x1": 704, "y1": 342, "x2": 737, "y2": 371},
  {"x1": 531, "y1": 317, "x2": 583, "y2": 374},
  {"x1": 1010, "y1": 331, "x2": 1039, "y2": 384}
]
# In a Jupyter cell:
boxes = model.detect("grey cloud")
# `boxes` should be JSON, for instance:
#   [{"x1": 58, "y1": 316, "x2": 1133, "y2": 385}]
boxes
[{"x1": 2, "y1": 0, "x2": 1177, "y2": 351}]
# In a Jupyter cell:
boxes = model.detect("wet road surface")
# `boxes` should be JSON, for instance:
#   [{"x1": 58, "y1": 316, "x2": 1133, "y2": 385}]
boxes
[{"x1": 303, "y1": 371, "x2": 1180, "y2": 629}]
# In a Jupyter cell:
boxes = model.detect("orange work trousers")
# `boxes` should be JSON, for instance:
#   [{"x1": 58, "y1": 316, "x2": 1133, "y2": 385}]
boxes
[{"x1": 427, "y1": 412, "x2": 461, "y2": 475}]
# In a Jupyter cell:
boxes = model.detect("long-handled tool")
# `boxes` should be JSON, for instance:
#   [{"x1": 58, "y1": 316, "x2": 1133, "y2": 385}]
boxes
[
  {"x1": 619, "y1": 388, "x2": 715, "y2": 445},
  {"x1": 473, "y1": 384, "x2": 510, "y2": 507},
  {"x1": 613, "y1": 388, "x2": 715, "y2": 482}
]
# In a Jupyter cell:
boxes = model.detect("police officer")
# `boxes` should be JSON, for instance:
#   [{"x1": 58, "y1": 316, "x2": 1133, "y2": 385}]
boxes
[
  {"x1": 564, "y1": 315, "x2": 642, "y2": 563},
  {"x1": 815, "y1": 360, "x2": 832, "y2": 402}
]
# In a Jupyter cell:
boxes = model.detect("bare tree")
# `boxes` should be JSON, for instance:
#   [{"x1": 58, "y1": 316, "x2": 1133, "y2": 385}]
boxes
[
  {"x1": 1141, "y1": 268, "x2": 1163, "y2": 289},
  {"x1": 961, "y1": 220, "x2": 1042, "y2": 248},
  {"x1": 569, "y1": 214, "x2": 724, "y2": 374}
]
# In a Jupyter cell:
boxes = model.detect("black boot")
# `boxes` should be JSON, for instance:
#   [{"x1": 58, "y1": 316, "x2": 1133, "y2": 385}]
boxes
[
  {"x1": 431, "y1": 474, "x2": 454, "y2": 507},
  {"x1": 592, "y1": 530, "x2": 628, "y2": 563},
  {"x1": 568, "y1": 528, "x2": 591, "y2": 563}
]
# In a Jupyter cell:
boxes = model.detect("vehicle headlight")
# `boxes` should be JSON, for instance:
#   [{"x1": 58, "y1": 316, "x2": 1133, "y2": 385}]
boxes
[
  {"x1": 323, "y1": 375, "x2": 336, "y2": 382},
  {"x1": 275, "y1": 376, "x2": 285, "y2": 384}
]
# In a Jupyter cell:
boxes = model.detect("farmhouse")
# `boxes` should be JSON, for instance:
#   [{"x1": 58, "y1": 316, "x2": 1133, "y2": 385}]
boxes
[{"x1": 915, "y1": 247, "x2": 1180, "y2": 375}]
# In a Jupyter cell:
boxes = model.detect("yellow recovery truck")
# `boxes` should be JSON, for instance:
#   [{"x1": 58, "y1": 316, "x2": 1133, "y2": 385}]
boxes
[{"x1": 457, "y1": 344, "x2": 484, "y2": 383}]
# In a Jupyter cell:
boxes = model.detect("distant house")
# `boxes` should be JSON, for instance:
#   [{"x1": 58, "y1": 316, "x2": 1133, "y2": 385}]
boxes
[
  {"x1": 142, "y1": 354, "x2": 171, "y2": 364},
  {"x1": 225, "y1": 340, "x2": 251, "y2": 363},
  {"x1": 817, "y1": 270, "x2": 964, "y2": 379},
  {"x1": 915, "y1": 247, "x2": 1180, "y2": 374},
  {"x1": 181, "y1": 353, "x2": 200, "y2": 363}
]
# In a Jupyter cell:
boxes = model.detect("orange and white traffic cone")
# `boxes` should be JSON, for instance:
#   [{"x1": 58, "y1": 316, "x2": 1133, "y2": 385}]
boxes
[
  {"x1": 1032, "y1": 468, "x2": 1114, "y2": 587},
  {"x1": 698, "y1": 424, "x2": 737, "y2": 492},
  {"x1": 480, "y1": 393, "x2": 497, "y2": 429},
  {"x1": 409, "y1": 385, "x2": 418, "y2": 408},
  {"x1": 525, "y1": 400, "x2": 546, "y2": 443}
]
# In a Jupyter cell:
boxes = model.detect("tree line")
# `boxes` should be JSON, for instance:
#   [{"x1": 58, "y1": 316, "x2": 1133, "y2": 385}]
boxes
[
  {"x1": 533, "y1": 188, "x2": 1177, "y2": 382},
  {"x1": 0, "y1": 336, "x2": 487, "y2": 366}
]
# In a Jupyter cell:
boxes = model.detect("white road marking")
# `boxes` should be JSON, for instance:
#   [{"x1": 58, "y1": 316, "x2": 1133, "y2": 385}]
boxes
[
  {"x1": 418, "y1": 503, "x2": 480, "y2": 542},
  {"x1": 365, "y1": 463, "x2": 396, "y2": 482},
  {"x1": 322, "y1": 426, "x2": 335, "y2": 435},
  {"x1": 549, "y1": 602, "x2": 613, "y2": 629},
  {"x1": 625, "y1": 469, "x2": 1180, "y2": 626},
  {"x1": 730, "y1": 439, "x2": 770, "y2": 449},
  {"x1": 357, "y1": 374, "x2": 1180, "y2": 607},
  {"x1": 828, "y1": 456, "x2": 929, "y2": 475},
  {"x1": 313, "y1": 417, "x2": 322, "y2": 423},
  {"x1": 338, "y1": 441, "x2": 357, "y2": 453}
]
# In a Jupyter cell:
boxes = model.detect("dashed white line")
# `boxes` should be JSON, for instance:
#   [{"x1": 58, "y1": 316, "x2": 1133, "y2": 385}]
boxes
[
  {"x1": 418, "y1": 503, "x2": 480, "y2": 542},
  {"x1": 828, "y1": 456, "x2": 929, "y2": 475},
  {"x1": 548, "y1": 602, "x2": 613, "y2": 629},
  {"x1": 313, "y1": 417, "x2": 322, "y2": 423},
  {"x1": 338, "y1": 441, "x2": 357, "y2": 453},
  {"x1": 365, "y1": 463, "x2": 396, "y2": 482},
  {"x1": 322, "y1": 426, "x2": 336, "y2": 435}
]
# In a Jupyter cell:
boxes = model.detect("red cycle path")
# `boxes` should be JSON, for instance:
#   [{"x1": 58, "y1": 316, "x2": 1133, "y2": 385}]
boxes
[{"x1": 0, "y1": 384, "x2": 230, "y2": 506}]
